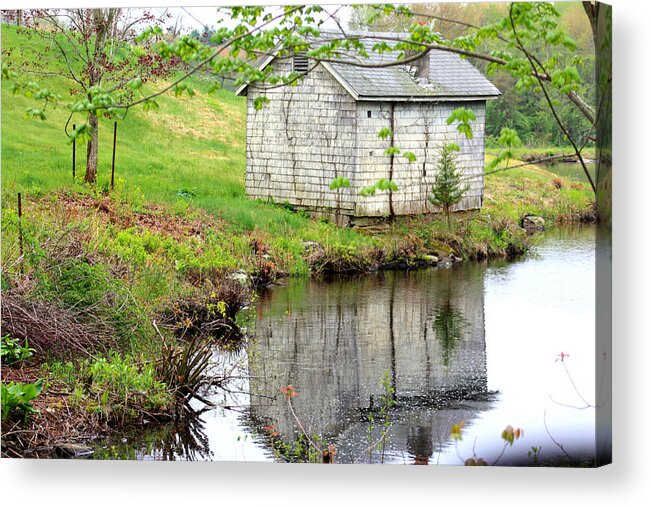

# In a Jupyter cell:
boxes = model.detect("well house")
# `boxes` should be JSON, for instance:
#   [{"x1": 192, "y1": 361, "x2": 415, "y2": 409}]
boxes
[{"x1": 236, "y1": 34, "x2": 501, "y2": 226}]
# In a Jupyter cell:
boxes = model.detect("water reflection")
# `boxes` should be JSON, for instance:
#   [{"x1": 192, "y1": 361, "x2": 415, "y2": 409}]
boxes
[
  {"x1": 93, "y1": 414, "x2": 213, "y2": 461},
  {"x1": 248, "y1": 264, "x2": 492, "y2": 464},
  {"x1": 94, "y1": 226, "x2": 598, "y2": 464}
]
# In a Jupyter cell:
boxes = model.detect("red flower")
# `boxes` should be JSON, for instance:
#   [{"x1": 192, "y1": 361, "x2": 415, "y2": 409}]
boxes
[
  {"x1": 557, "y1": 352, "x2": 570, "y2": 362},
  {"x1": 280, "y1": 385, "x2": 298, "y2": 397}
]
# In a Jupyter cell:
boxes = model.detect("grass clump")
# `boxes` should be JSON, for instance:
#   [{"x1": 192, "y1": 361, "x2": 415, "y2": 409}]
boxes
[{"x1": 44, "y1": 355, "x2": 172, "y2": 424}]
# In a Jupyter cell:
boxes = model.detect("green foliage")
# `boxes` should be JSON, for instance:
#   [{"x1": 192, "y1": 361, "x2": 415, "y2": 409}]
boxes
[
  {"x1": 1, "y1": 335, "x2": 35, "y2": 365},
  {"x1": 48, "y1": 259, "x2": 114, "y2": 309},
  {"x1": 253, "y1": 96, "x2": 269, "y2": 110},
  {"x1": 377, "y1": 127, "x2": 392, "y2": 140},
  {"x1": 428, "y1": 144, "x2": 469, "y2": 230},
  {"x1": 447, "y1": 108, "x2": 476, "y2": 139},
  {"x1": 45, "y1": 355, "x2": 171, "y2": 421},
  {"x1": 487, "y1": 127, "x2": 522, "y2": 171},
  {"x1": 1, "y1": 379, "x2": 43, "y2": 423},
  {"x1": 402, "y1": 151, "x2": 417, "y2": 163},
  {"x1": 267, "y1": 431, "x2": 327, "y2": 464},
  {"x1": 329, "y1": 176, "x2": 351, "y2": 190},
  {"x1": 359, "y1": 178, "x2": 399, "y2": 197}
]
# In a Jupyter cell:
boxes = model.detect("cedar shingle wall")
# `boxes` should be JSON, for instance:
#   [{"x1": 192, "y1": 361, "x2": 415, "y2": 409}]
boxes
[
  {"x1": 245, "y1": 60, "x2": 358, "y2": 213},
  {"x1": 354, "y1": 101, "x2": 486, "y2": 217},
  {"x1": 245, "y1": 61, "x2": 486, "y2": 220}
]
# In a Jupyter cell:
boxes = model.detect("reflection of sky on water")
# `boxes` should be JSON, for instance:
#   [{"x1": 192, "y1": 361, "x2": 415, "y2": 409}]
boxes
[{"x1": 438, "y1": 227, "x2": 597, "y2": 464}]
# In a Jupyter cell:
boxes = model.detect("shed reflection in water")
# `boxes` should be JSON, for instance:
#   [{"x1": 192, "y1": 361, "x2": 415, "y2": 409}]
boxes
[{"x1": 248, "y1": 265, "x2": 491, "y2": 464}]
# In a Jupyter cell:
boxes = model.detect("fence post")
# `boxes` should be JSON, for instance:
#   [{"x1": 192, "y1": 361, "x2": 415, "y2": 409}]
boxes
[
  {"x1": 72, "y1": 123, "x2": 76, "y2": 180},
  {"x1": 111, "y1": 121, "x2": 117, "y2": 190},
  {"x1": 18, "y1": 192, "x2": 24, "y2": 274}
]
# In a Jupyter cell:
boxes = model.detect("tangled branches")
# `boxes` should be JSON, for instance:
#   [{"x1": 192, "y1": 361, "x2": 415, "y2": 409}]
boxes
[{"x1": 1, "y1": 290, "x2": 115, "y2": 358}]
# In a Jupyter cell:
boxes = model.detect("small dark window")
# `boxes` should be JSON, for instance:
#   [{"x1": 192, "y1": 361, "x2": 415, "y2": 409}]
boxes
[
  {"x1": 293, "y1": 52, "x2": 309, "y2": 73},
  {"x1": 367, "y1": 110, "x2": 372, "y2": 118}
]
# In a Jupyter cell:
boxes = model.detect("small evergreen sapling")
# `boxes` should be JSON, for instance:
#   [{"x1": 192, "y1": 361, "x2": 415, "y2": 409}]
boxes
[{"x1": 428, "y1": 143, "x2": 469, "y2": 231}]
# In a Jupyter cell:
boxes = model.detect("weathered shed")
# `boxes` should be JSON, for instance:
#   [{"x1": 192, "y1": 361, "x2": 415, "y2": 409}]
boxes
[{"x1": 236, "y1": 33, "x2": 501, "y2": 225}]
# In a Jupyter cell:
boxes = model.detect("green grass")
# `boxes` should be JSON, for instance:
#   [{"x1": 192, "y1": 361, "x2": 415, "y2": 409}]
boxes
[
  {"x1": 2, "y1": 23, "x2": 594, "y2": 272},
  {"x1": 1, "y1": 24, "x2": 374, "y2": 275}
]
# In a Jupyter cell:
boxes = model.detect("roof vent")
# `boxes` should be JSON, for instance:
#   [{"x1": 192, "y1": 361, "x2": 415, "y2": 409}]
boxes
[{"x1": 293, "y1": 52, "x2": 309, "y2": 74}]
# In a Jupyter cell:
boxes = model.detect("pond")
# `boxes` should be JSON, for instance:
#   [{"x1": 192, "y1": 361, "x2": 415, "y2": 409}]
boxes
[
  {"x1": 543, "y1": 160, "x2": 597, "y2": 184},
  {"x1": 94, "y1": 226, "x2": 598, "y2": 465}
]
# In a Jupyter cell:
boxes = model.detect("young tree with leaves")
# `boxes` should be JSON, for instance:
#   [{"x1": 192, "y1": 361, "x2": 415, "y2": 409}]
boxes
[
  {"x1": 428, "y1": 143, "x2": 468, "y2": 231},
  {"x1": 5, "y1": 8, "x2": 175, "y2": 183}
]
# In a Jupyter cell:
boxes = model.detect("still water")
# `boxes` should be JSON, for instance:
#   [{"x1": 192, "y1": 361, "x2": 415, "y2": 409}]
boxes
[
  {"x1": 97, "y1": 226, "x2": 598, "y2": 464},
  {"x1": 544, "y1": 161, "x2": 596, "y2": 184}
]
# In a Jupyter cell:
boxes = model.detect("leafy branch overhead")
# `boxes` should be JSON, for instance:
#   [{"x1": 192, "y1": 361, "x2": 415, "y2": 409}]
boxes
[
  {"x1": 447, "y1": 107, "x2": 476, "y2": 140},
  {"x1": 487, "y1": 127, "x2": 521, "y2": 171}
]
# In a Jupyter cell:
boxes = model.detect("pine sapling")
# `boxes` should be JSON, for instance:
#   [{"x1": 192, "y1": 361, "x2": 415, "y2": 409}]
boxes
[{"x1": 428, "y1": 143, "x2": 469, "y2": 231}]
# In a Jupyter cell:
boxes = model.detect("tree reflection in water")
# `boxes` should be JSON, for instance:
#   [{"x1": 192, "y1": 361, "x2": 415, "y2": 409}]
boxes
[
  {"x1": 247, "y1": 265, "x2": 491, "y2": 464},
  {"x1": 92, "y1": 412, "x2": 213, "y2": 461}
]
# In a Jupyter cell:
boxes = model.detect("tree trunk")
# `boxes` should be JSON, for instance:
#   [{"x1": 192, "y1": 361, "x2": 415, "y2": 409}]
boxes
[
  {"x1": 583, "y1": 1, "x2": 612, "y2": 224},
  {"x1": 84, "y1": 111, "x2": 99, "y2": 184}
]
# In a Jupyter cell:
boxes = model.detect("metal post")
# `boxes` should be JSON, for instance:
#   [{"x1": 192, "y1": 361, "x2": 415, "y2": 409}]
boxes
[
  {"x1": 18, "y1": 192, "x2": 23, "y2": 274},
  {"x1": 72, "y1": 123, "x2": 76, "y2": 180},
  {"x1": 111, "y1": 121, "x2": 117, "y2": 190}
]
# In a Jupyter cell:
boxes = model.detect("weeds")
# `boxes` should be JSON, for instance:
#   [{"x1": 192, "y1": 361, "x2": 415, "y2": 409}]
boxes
[
  {"x1": 1, "y1": 335, "x2": 35, "y2": 365},
  {"x1": 154, "y1": 326, "x2": 214, "y2": 408},
  {"x1": 161, "y1": 276, "x2": 250, "y2": 342},
  {"x1": 1, "y1": 380, "x2": 43, "y2": 423},
  {"x1": 44, "y1": 355, "x2": 172, "y2": 424}
]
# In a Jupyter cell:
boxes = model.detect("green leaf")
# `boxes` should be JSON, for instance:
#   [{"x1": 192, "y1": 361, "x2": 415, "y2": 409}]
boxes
[
  {"x1": 497, "y1": 127, "x2": 521, "y2": 149},
  {"x1": 329, "y1": 177, "x2": 350, "y2": 190},
  {"x1": 127, "y1": 77, "x2": 142, "y2": 91},
  {"x1": 377, "y1": 127, "x2": 392, "y2": 140},
  {"x1": 447, "y1": 107, "x2": 476, "y2": 139},
  {"x1": 253, "y1": 96, "x2": 269, "y2": 110},
  {"x1": 142, "y1": 98, "x2": 160, "y2": 112},
  {"x1": 24, "y1": 108, "x2": 46, "y2": 121},
  {"x1": 403, "y1": 151, "x2": 417, "y2": 163}
]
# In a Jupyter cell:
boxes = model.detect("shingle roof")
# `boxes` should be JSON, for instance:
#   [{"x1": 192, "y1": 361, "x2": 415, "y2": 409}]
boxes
[{"x1": 236, "y1": 31, "x2": 501, "y2": 101}]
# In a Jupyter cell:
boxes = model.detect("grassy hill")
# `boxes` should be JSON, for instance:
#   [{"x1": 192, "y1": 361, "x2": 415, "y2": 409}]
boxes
[{"x1": 1, "y1": 22, "x2": 594, "y2": 274}]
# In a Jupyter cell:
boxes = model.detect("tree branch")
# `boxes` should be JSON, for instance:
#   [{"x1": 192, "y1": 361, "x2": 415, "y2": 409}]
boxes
[{"x1": 508, "y1": 5, "x2": 596, "y2": 192}]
